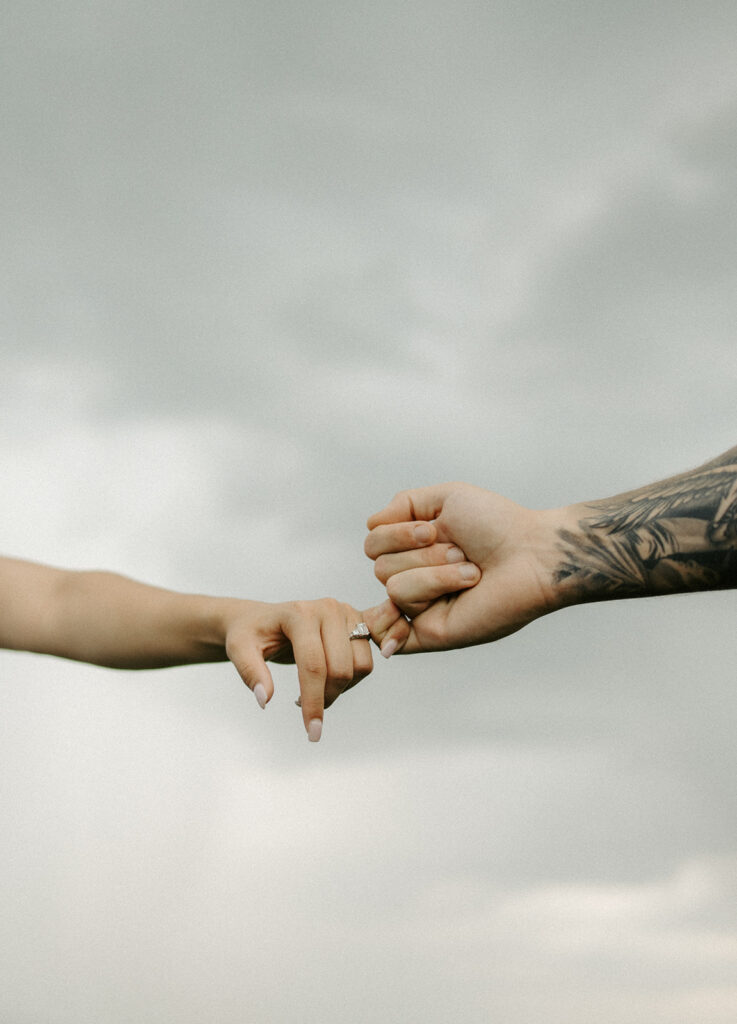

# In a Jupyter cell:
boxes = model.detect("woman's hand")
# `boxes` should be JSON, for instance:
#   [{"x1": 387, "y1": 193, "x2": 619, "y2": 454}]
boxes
[
  {"x1": 0, "y1": 556, "x2": 409, "y2": 743},
  {"x1": 221, "y1": 596, "x2": 406, "y2": 741}
]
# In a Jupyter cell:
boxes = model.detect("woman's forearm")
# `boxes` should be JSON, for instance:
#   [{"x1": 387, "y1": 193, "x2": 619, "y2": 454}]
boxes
[
  {"x1": 0, "y1": 557, "x2": 231, "y2": 669},
  {"x1": 0, "y1": 555, "x2": 399, "y2": 739}
]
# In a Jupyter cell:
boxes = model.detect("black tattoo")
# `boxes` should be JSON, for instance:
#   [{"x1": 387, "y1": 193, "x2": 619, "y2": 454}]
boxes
[{"x1": 554, "y1": 448, "x2": 737, "y2": 600}]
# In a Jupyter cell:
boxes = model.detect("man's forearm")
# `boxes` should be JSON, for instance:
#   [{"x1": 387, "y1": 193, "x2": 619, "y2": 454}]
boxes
[{"x1": 552, "y1": 446, "x2": 737, "y2": 605}]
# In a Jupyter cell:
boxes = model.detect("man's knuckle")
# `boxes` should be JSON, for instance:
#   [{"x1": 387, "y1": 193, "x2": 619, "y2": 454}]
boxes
[
  {"x1": 385, "y1": 576, "x2": 403, "y2": 602},
  {"x1": 374, "y1": 557, "x2": 390, "y2": 583},
  {"x1": 421, "y1": 618, "x2": 447, "y2": 648}
]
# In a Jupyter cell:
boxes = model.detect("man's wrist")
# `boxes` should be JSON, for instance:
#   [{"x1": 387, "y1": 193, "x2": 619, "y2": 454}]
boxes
[
  {"x1": 545, "y1": 501, "x2": 643, "y2": 607},
  {"x1": 546, "y1": 476, "x2": 737, "y2": 607},
  {"x1": 532, "y1": 505, "x2": 597, "y2": 611}
]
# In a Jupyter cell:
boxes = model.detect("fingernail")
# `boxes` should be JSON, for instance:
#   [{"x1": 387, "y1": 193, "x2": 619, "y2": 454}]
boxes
[
  {"x1": 414, "y1": 523, "x2": 433, "y2": 544},
  {"x1": 446, "y1": 546, "x2": 465, "y2": 563},
  {"x1": 460, "y1": 563, "x2": 479, "y2": 581},
  {"x1": 381, "y1": 638, "x2": 399, "y2": 659},
  {"x1": 307, "y1": 718, "x2": 322, "y2": 742},
  {"x1": 254, "y1": 683, "x2": 267, "y2": 709}
]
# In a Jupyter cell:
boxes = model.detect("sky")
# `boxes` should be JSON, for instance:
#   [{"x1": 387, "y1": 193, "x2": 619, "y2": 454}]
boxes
[{"x1": 1, "y1": 1, "x2": 737, "y2": 1021}]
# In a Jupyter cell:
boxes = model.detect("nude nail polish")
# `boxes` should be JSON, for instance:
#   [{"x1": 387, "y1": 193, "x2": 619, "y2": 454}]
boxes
[
  {"x1": 381, "y1": 638, "x2": 399, "y2": 659},
  {"x1": 307, "y1": 718, "x2": 322, "y2": 743},
  {"x1": 254, "y1": 683, "x2": 267, "y2": 709}
]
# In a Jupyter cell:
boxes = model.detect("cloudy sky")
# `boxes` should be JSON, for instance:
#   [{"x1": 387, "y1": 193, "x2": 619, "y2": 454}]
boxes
[{"x1": 2, "y1": 1, "x2": 737, "y2": 1020}]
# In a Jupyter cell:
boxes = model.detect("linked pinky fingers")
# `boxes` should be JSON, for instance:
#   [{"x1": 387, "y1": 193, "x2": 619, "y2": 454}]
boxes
[{"x1": 378, "y1": 620, "x2": 410, "y2": 659}]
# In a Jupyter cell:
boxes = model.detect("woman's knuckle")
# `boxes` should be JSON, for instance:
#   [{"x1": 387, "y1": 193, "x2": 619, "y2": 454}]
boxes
[
  {"x1": 287, "y1": 599, "x2": 307, "y2": 619},
  {"x1": 301, "y1": 654, "x2": 324, "y2": 678},
  {"x1": 354, "y1": 652, "x2": 373, "y2": 678},
  {"x1": 333, "y1": 664, "x2": 354, "y2": 685}
]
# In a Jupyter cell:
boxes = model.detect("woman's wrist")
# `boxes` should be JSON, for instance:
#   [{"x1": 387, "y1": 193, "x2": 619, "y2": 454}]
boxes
[{"x1": 184, "y1": 594, "x2": 246, "y2": 661}]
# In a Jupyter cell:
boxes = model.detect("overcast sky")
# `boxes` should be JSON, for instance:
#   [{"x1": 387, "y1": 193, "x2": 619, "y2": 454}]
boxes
[{"x1": 2, "y1": 2, "x2": 737, "y2": 1021}]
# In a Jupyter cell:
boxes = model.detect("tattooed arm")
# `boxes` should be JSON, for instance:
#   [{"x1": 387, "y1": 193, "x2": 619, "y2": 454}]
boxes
[
  {"x1": 363, "y1": 446, "x2": 737, "y2": 655},
  {"x1": 555, "y1": 446, "x2": 737, "y2": 601}
]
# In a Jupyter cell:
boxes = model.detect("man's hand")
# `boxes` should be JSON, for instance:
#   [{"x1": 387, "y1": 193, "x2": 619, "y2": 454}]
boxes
[
  {"x1": 365, "y1": 447, "x2": 737, "y2": 657},
  {"x1": 364, "y1": 483, "x2": 560, "y2": 655}
]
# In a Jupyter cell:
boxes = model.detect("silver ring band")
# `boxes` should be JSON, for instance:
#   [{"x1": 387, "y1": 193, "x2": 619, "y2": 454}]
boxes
[{"x1": 349, "y1": 622, "x2": 371, "y2": 641}]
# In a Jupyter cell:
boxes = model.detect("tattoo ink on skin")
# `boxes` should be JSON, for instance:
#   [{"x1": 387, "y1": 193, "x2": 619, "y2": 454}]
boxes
[{"x1": 554, "y1": 452, "x2": 737, "y2": 602}]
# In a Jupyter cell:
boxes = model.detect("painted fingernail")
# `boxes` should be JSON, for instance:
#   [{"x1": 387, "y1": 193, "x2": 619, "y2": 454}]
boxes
[
  {"x1": 307, "y1": 718, "x2": 323, "y2": 742},
  {"x1": 460, "y1": 563, "x2": 480, "y2": 581},
  {"x1": 254, "y1": 683, "x2": 268, "y2": 709},
  {"x1": 381, "y1": 637, "x2": 399, "y2": 659},
  {"x1": 414, "y1": 523, "x2": 433, "y2": 544},
  {"x1": 446, "y1": 546, "x2": 465, "y2": 563}
]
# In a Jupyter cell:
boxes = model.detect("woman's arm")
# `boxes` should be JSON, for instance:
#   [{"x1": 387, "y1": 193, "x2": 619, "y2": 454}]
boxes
[
  {"x1": 0, "y1": 556, "x2": 401, "y2": 740},
  {"x1": 0, "y1": 557, "x2": 235, "y2": 669}
]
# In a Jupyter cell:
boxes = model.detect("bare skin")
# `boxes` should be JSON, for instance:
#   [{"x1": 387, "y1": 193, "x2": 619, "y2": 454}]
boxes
[
  {"x1": 0, "y1": 555, "x2": 402, "y2": 741},
  {"x1": 364, "y1": 446, "x2": 737, "y2": 656}
]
